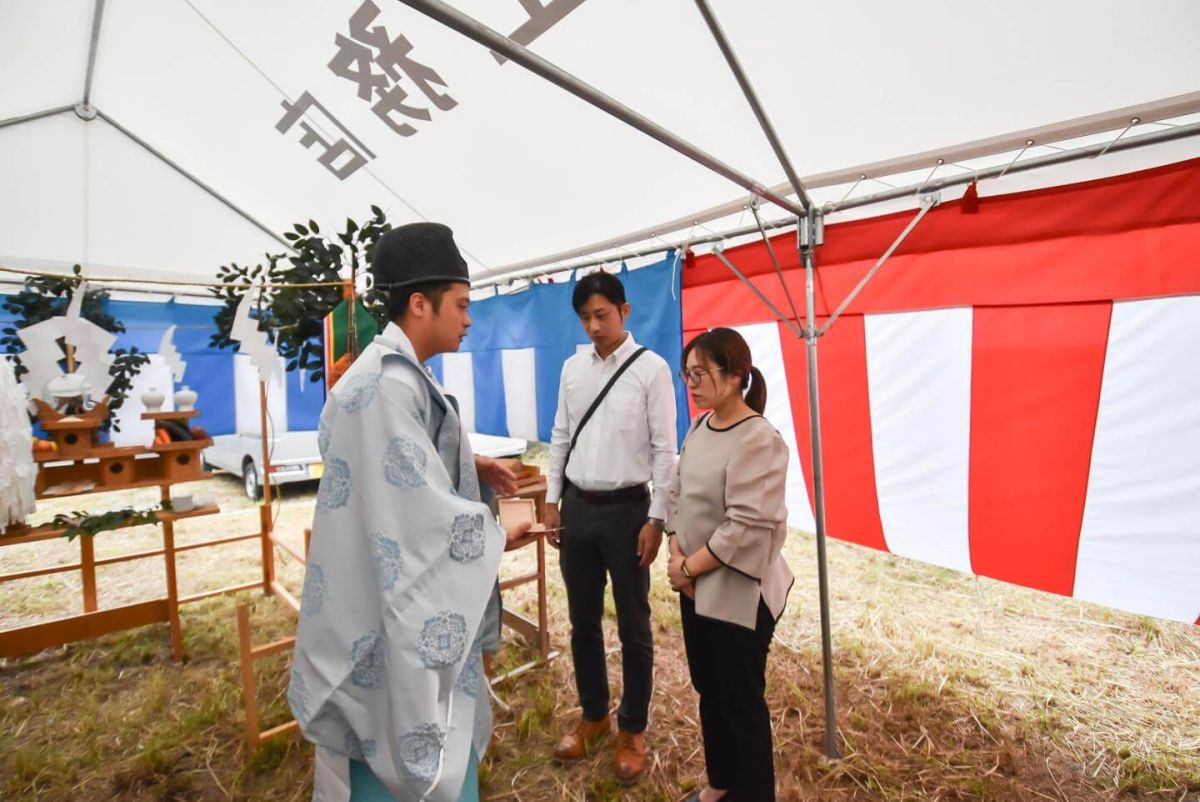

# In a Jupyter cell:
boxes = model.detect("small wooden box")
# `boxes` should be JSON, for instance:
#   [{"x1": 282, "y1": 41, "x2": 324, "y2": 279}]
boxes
[
  {"x1": 499, "y1": 498, "x2": 542, "y2": 532},
  {"x1": 96, "y1": 448, "x2": 141, "y2": 489},
  {"x1": 154, "y1": 443, "x2": 207, "y2": 482}
]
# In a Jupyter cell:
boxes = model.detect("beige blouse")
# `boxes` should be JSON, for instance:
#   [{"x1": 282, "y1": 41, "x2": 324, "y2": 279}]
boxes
[{"x1": 666, "y1": 413, "x2": 794, "y2": 629}]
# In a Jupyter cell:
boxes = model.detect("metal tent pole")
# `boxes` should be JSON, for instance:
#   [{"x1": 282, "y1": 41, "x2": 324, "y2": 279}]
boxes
[
  {"x1": 82, "y1": 0, "x2": 107, "y2": 111},
  {"x1": 0, "y1": 105, "x2": 75, "y2": 131},
  {"x1": 394, "y1": 0, "x2": 806, "y2": 218},
  {"x1": 711, "y1": 249, "x2": 804, "y2": 339},
  {"x1": 800, "y1": 209, "x2": 840, "y2": 759},
  {"x1": 817, "y1": 194, "x2": 938, "y2": 335},
  {"x1": 692, "y1": 0, "x2": 810, "y2": 211}
]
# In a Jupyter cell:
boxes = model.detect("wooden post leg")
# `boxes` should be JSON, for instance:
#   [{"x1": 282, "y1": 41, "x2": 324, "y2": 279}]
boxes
[
  {"x1": 536, "y1": 535, "x2": 550, "y2": 662},
  {"x1": 259, "y1": 381, "x2": 275, "y2": 595},
  {"x1": 260, "y1": 505, "x2": 275, "y2": 596},
  {"x1": 79, "y1": 536, "x2": 98, "y2": 613},
  {"x1": 236, "y1": 603, "x2": 260, "y2": 752},
  {"x1": 161, "y1": 482, "x2": 184, "y2": 661},
  {"x1": 162, "y1": 523, "x2": 185, "y2": 662}
]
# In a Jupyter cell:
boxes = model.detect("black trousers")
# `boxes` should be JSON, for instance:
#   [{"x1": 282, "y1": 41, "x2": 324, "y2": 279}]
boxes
[
  {"x1": 559, "y1": 484, "x2": 653, "y2": 733},
  {"x1": 680, "y1": 594, "x2": 777, "y2": 802}
]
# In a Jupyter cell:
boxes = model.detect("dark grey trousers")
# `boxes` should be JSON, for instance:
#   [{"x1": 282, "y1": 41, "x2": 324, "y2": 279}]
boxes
[
  {"x1": 680, "y1": 595, "x2": 777, "y2": 802},
  {"x1": 559, "y1": 483, "x2": 653, "y2": 733}
]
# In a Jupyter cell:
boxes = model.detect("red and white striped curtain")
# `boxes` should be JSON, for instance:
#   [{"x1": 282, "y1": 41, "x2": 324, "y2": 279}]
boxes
[{"x1": 682, "y1": 157, "x2": 1200, "y2": 625}]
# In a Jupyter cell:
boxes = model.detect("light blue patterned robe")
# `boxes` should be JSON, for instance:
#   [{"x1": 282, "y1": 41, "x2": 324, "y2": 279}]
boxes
[{"x1": 291, "y1": 329, "x2": 503, "y2": 802}]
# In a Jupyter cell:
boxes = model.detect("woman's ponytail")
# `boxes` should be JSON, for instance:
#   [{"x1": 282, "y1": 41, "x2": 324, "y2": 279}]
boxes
[{"x1": 744, "y1": 366, "x2": 767, "y2": 414}]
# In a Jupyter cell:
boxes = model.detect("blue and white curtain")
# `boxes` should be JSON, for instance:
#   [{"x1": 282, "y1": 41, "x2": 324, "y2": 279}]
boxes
[
  {"x1": 4, "y1": 255, "x2": 688, "y2": 446},
  {"x1": 0, "y1": 295, "x2": 325, "y2": 441},
  {"x1": 427, "y1": 255, "x2": 690, "y2": 445}
]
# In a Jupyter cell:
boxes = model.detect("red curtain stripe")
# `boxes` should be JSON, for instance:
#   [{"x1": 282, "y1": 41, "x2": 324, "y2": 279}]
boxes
[
  {"x1": 778, "y1": 317, "x2": 888, "y2": 552},
  {"x1": 967, "y1": 303, "x2": 1113, "y2": 595}
]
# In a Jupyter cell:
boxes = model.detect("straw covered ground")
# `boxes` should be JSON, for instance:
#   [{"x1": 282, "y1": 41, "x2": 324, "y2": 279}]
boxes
[{"x1": 2, "y1": 454, "x2": 1198, "y2": 801}]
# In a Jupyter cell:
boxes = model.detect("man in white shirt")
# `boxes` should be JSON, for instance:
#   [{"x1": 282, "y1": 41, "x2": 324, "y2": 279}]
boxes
[{"x1": 542, "y1": 270, "x2": 678, "y2": 785}]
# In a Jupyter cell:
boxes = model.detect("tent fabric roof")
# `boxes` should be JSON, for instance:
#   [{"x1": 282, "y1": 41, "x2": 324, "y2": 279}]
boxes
[{"x1": 3, "y1": 0, "x2": 1200, "y2": 285}]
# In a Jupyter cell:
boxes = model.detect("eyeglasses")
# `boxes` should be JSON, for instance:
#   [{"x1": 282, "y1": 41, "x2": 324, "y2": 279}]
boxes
[{"x1": 678, "y1": 367, "x2": 723, "y2": 387}]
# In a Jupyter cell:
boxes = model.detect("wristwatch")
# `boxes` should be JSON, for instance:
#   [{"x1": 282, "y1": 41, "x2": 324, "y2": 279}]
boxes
[{"x1": 646, "y1": 517, "x2": 665, "y2": 530}]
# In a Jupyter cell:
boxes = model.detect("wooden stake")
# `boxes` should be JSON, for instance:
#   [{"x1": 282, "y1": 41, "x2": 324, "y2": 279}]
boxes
[
  {"x1": 536, "y1": 535, "x2": 550, "y2": 661},
  {"x1": 79, "y1": 536, "x2": 98, "y2": 613},
  {"x1": 236, "y1": 603, "x2": 260, "y2": 751},
  {"x1": 161, "y1": 484, "x2": 185, "y2": 662},
  {"x1": 259, "y1": 380, "x2": 275, "y2": 595}
]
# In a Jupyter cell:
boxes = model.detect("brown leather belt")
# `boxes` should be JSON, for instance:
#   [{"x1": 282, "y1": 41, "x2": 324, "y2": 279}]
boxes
[{"x1": 565, "y1": 481, "x2": 649, "y2": 505}]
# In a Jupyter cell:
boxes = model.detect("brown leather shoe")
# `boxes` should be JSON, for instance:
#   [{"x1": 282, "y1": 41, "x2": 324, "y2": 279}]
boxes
[
  {"x1": 553, "y1": 714, "x2": 613, "y2": 762},
  {"x1": 613, "y1": 729, "x2": 648, "y2": 785}
]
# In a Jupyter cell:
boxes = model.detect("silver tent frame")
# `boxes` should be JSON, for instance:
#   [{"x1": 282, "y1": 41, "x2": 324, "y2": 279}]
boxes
[
  {"x1": 6, "y1": 0, "x2": 1191, "y2": 764},
  {"x1": 398, "y1": 0, "x2": 1200, "y2": 764},
  {"x1": 396, "y1": 0, "x2": 864, "y2": 757}
]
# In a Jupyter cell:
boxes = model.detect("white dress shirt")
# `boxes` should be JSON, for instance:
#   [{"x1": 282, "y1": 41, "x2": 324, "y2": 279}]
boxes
[{"x1": 546, "y1": 333, "x2": 678, "y2": 520}]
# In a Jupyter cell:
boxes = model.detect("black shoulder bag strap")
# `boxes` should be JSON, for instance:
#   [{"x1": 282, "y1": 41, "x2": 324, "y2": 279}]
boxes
[{"x1": 564, "y1": 346, "x2": 648, "y2": 474}]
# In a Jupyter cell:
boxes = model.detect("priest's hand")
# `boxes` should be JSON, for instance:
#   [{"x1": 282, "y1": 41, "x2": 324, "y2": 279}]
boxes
[
  {"x1": 637, "y1": 522, "x2": 663, "y2": 568},
  {"x1": 543, "y1": 504, "x2": 561, "y2": 549},
  {"x1": 504, "y1": 521, "x2": 537, "y2": 552},
  {"x1": 475, "y1": 455, "x2": 519, "y2": 496}
]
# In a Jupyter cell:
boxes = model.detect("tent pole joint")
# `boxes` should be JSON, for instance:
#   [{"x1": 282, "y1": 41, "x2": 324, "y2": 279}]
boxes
[{"x1": 799, "y1": 208, "x2": 825, "y2": 250}]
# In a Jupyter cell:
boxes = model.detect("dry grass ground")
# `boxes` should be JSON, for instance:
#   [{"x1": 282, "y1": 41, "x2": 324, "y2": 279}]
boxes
[{"x1": 2, "y1": 456, "x2": 1198, "y2": 801}]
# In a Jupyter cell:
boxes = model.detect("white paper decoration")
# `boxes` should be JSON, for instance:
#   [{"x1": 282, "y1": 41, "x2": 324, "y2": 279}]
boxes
[
  {"x1": 230, "y1": 288, "x2": 281, "y2": 384},
  {"x1": 158, "y1": 325, "x2": 187, "y2": 383},
  {"x1": 0, "y1": 357, "x2": 36, "y2": 532},
  {"x1": 16, "y1": 281, "x2": 116, "y2": 403}
]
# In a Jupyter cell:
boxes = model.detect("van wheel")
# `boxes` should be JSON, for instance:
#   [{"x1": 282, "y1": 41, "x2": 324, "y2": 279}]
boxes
[{"x1": 243, "y1": 459, "x2": 262, "y2": 500}]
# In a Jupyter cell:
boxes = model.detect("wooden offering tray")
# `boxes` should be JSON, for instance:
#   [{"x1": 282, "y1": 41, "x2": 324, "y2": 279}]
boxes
[
  {"x1": 141, "y1": 410, "x2": 200, "y2": 421},
  {"x1": 499, "y1": 497, "x2": 546, "y2": 534}
]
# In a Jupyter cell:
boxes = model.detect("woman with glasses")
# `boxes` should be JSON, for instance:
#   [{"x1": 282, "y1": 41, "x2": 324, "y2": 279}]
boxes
[{"x1": 667, "y1": 327, "x2": 793, "y2": 802}]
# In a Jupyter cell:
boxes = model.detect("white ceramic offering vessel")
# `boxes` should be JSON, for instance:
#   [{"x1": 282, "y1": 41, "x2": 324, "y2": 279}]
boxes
[
  {"x1": 174, "y1": 386, "x2": 198, "y2": 411},
  {"x1": 141, "y1": 387, "x2": 165, "y2": 412}
]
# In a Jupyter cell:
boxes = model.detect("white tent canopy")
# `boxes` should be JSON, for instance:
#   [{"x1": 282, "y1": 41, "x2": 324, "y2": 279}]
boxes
[{"x1": 3, "y1": 0, "x2": 1200, "y2": 288}]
